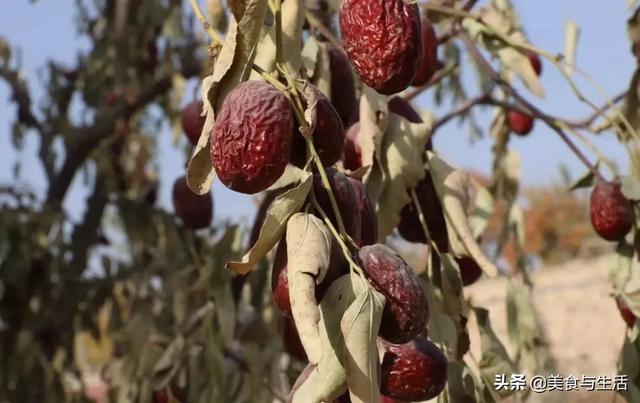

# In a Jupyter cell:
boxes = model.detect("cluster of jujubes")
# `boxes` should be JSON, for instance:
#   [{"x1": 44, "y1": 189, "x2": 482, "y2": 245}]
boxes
[{"x1": 181, "y1": 4, "x2": 451, "y2": 399}]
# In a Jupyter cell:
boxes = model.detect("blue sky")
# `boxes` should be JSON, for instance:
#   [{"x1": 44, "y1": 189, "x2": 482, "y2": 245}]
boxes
[{"x1": 0, "y1": 0, "x2": 635, "y2": 225}]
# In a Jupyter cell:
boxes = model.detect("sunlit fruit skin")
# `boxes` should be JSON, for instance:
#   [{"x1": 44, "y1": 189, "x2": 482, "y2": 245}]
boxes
[
  {"x1": 339, "y1": 0, "x2": 422, "y2": 95},
  {"x1": 172, "y1": 176, "x2": 213, "y2": 230},
  {"x1": 456, "y1": 256, "x2": 482, "y2": 286},
  {"x1": 397, "y1": 172, "x2": 449, "y2": 252},
  {"x1": 358, "y1": 244, "x2": 428, "y2": 344},
  {"x1": 527, "y1": 52, "x2": 542, "y2": 76},
  {"x1": 616, "y1": 296, "x2": 636, "y2": 328},
  {"x1": 282, "y1": 317, "x2": 308, "y2": 361},
  {"x1": 507, "y1": 110, "x2": 534, "y2": 136},
  {"x1": 380, "y1": 337, "x2": 448, "y2": 401},
  {"x1": 271, "y1": 238, "x2": 347, "y2": 318},
  {"x1": 313, "y1": 168, "x2": 362, "y2": 244},
  {"x1": 211, "y1": 80, "x2": 293, "y2": 194},
  {"x1": 181, "y1": 100, "x2": 206, "y2": 146},
  {"x1": 411, "y1": 17, "x2": 439, "y2": 87},
  {"x1": 590, "y1": 181, "x2": 633, "y2": 241},
  {"x1": 347, "y1": 177, "x2": 378, "y2": 246},
  {"x1": 342, "y1": 123, "x2": 362, "y2": 171},
  {"x1": 328, "y1": 44, "x2": 358, "y2": 127},
  {"x1": 291, "y1": 85, "x2": 345, "y2": 167}
]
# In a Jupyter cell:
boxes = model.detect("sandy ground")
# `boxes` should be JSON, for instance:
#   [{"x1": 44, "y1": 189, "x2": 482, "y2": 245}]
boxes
[{"x1": 465, "y1": 254, "x2": 627, "y2": 402}]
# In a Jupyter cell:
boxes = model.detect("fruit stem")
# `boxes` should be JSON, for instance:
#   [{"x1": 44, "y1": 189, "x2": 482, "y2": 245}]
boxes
[
  {"x1": 281, "y1": 70, "x2": 354, "y2": 248},
  {"x1": 188, "y1": 0, "x2": 224, "y2": 47},
  {"x1": 251, "y1": 64, "x2": 289, "y2": 93},
  {"x1": 269, "y1": 0, "x2": 283, "y2": 65},
  {"x1": 311, "y1": 195, "x2": 364, "y2": 276},
  {"x1": 307, "y1": 137, "x2": 354, "y2": 246}
]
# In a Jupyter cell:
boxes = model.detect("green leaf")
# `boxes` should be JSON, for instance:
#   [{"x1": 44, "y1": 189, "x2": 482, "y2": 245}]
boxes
[
  {"x1": 464, "y1": 8, "x2": 544, "y2": 98},
  {"x1": 428, "y1": 314, "x2": 458, "y2": 350},
  {"x1": 447, "y1": 361, "x2": 480, "y2": 403},
  {"x1": 428, "y1": 152, "x2": 499, "y2": 277},
  {"x1": 564, "y1": 20, "x2": 580, "y2": 76},
  {"x1": 301, "y1": 36, "x2": 320, "y2": 78},
  {"x1": 290, "y1": 275, "x2": 355, "y2": 402},
  {"x1": 186, "y1": 76, "x2": 217, "y2": 194},
  {"x1": 621, "y1": 336, "x2": 640, "y2": 380},
  {"x1": 188, "y1": 0, "x2": 269, "y2": 194},
  {"x1": 611, "y1": 241, "x2": 634, "y2": 294},
  {"x1": 311, "y1": 42, "x2": 332, "y2": 99},
  {"x1": 341, "y1": 276, "x2": 385, "y2": 403},
  {"x1": 250, "y1": 0, "x2": 304, "y2": 75},
  {"x1": 474, "y1": 307, "x2": 516, "y2": 397},
  {"x1": 508, "y1": 204, "x2": 525, "y2": 247},
  {"x1": 359, "y1": 87, "x2": 389, "y2": 188},
  {"x1": 226, "y1": 172, "x2": 311, "y2": 274},
  {"x1": 153, "y1": 336, "x2": 185, "y2": 389},
  {"x1": 367, "y1": 107, "x2": 434, "y2": 239},
  {"x1": 469, "y1": 183, "x2": 495, "y2": 239},
  {"x1": 621, "y1": 175, "x2": 640, "y2": 201},
  {"x1": 569, "y1": 167, "x2": 596, "y2": 191},
  {"x1": 287, "y1": 213, "x2": 333, "y2": 364}
]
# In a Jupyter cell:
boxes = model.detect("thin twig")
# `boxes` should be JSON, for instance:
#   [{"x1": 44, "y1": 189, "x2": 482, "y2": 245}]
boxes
[
  {"x1": 431, "y1": 93, "x2": 490, "y2": 132},
  {"x1": 458, "y1": 31, "x2": 604, "y2": 182},
  {"x1": 189, "y1": 0, "x2": 224, "y2": 46},
  {"x1": 403, "y1": 63, "x2": 458, "y2": 101}
]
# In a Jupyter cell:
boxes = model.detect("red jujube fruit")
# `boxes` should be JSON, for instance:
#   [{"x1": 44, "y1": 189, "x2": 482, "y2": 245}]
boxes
[
  {"x1": 589, "y1": 180, "x2": 633, "y2": 241},
  {"x1": 211, "y1": 81, "x2": 293, "y2": 194},
  {"x1": 339, "y1": 0, "x2": 422, "y2": 95}
]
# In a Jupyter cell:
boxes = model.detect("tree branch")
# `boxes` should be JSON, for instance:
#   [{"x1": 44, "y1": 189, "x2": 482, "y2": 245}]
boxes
[
  {"x1": 0, "y1": 64, "x2": 43, "y2": 131},
  {"x1": 431, "y1": 93, "x2": 490, "y2": 132},
  {"x1": 45, "y1": 63, "x2": 200, "y2": 208},
  {"x1": 458, "y1": 31, "x2": 605, "y2": 181}
]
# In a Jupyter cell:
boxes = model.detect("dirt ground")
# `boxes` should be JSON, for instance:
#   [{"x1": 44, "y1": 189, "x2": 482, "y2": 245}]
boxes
[{"x1": 465, "y1": 254, "x2": 627, "y2": 402}]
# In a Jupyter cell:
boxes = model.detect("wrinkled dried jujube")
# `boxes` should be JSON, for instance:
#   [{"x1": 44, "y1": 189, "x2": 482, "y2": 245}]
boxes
[
  {"x1": 347, "y1": 176, "x2": 378, "y2": 246},
  {"x1": 456, "y1": 256, "x2": 482, "y2": 286},
  {"x1": 172, "y1": 176, "x2": 213, "y2": 230},
  {"x1": 397, "y1": 171, "x2": 449, "y2": 252},
  {"x1": 339, "y1": 0, "x2": 422, "y2": 95},
  {"x1": 341, "y1": 123, "x2": 362, "y2": 171},
  {"x1": 181, "y1": 100, "x2": 206, "y2": 146},
  {"x1": 411, "y1": 16, "x2": 439, "y2": 87},
  {"x1": 211, "y1": 80, "x2": 293, "y2": 194},
  {"x1": 359, "y1": 244, "x2": 428, "y2": 343},
  {"x1": 380, "y1": 336, "x2": 448, "y2": 401},
  {"x1": 313, "y1": 168, "x2": 362, "y2": 243},
  {"x1": 291, "y1": 84, "x2": 345, "y2": 167},
  {"x1": 589, "y1": 180, "x2": 633, "y2": 241},
  {"x1": 328, "y1": 45, "x2": 358, "y2": 127}
]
